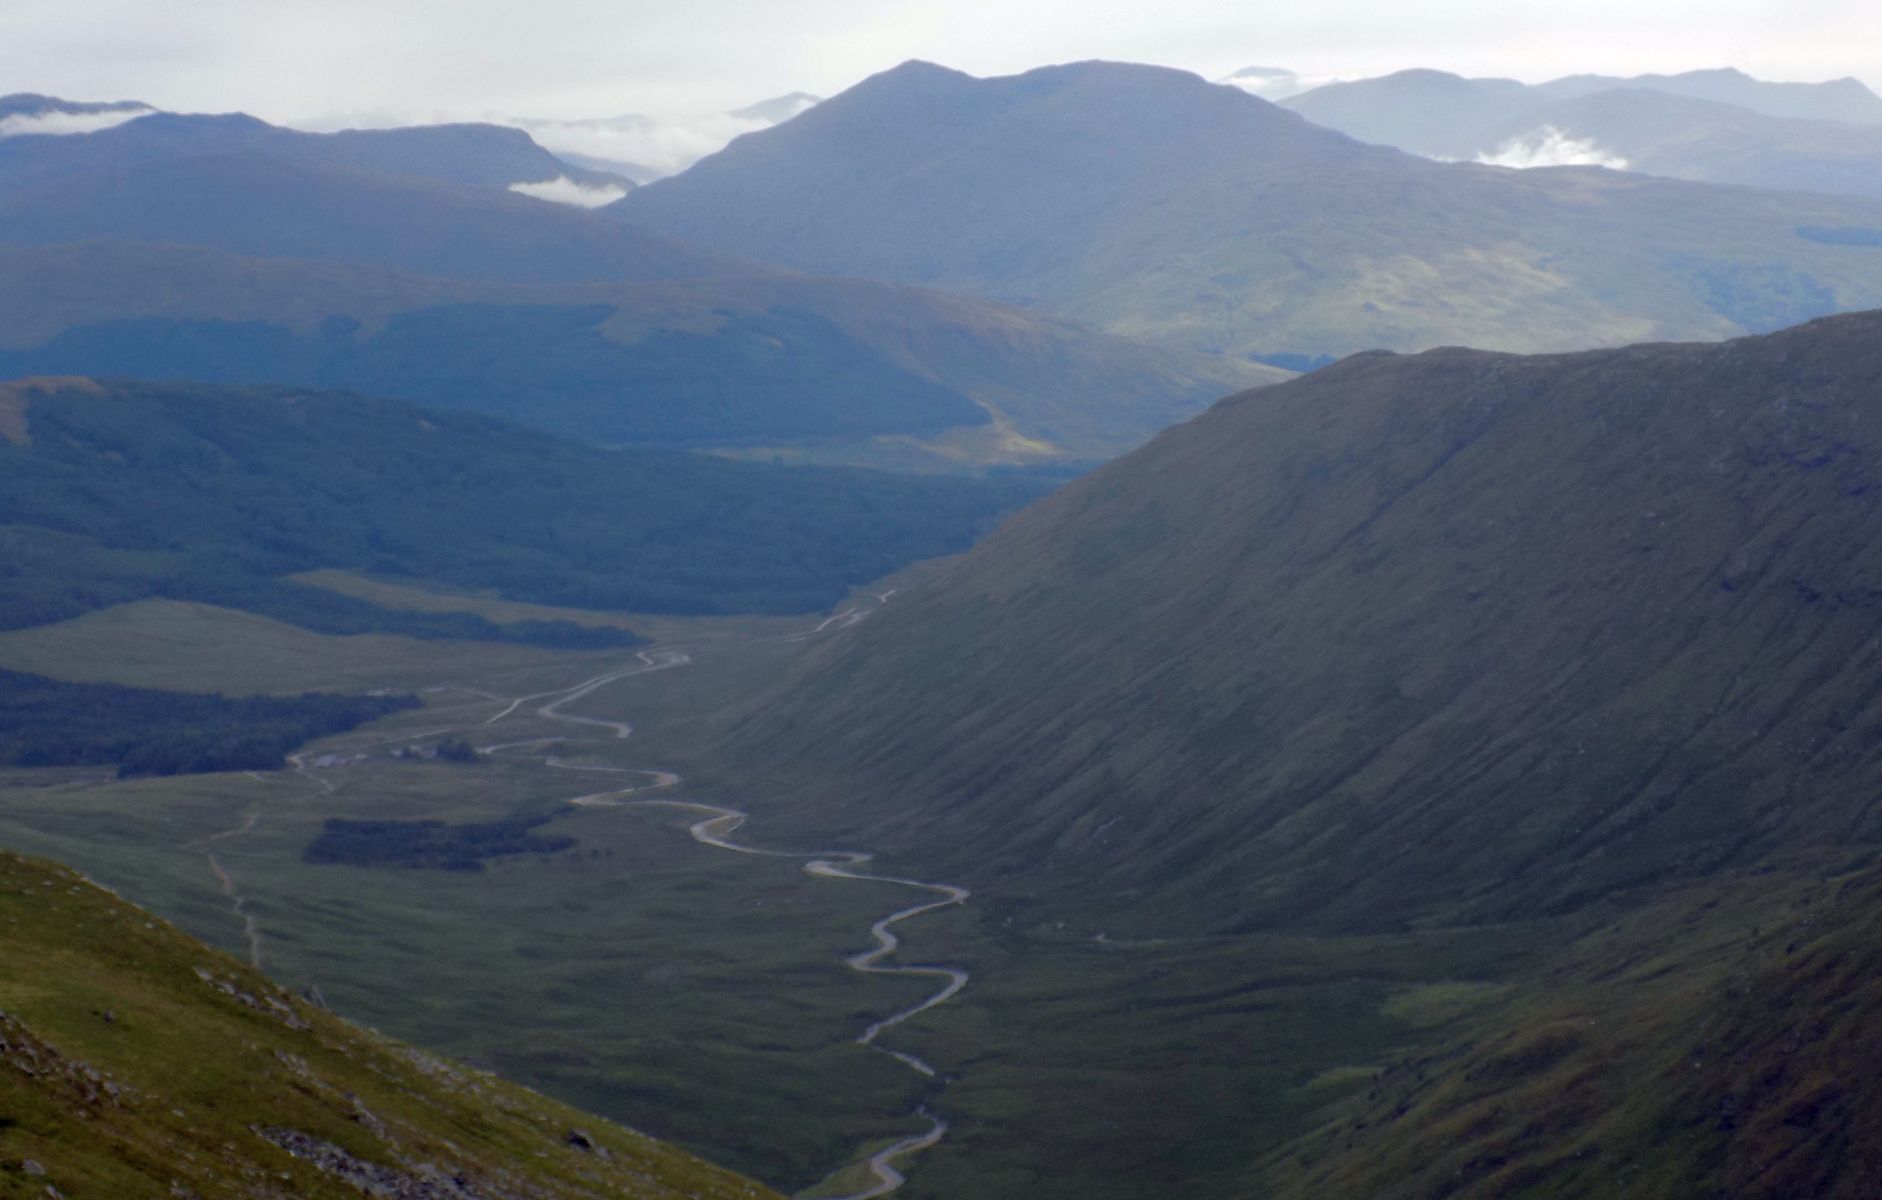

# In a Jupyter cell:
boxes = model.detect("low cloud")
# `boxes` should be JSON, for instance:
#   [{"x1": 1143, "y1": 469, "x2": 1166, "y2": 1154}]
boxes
[
  {"x1": 0, "y1": 106, "x2": 155, "y2": 139},
  {"x1": 512, "y1": 97, "x2": 818, "y2": 181},
  {"x1": 1476, "y1": 126, "x2": 1629, "y2": 170},
  {"x1": 1217, "y1": 68, "x2": 1347, "y2": 102},
  {"x1": 507, "y1": 175, "x2": 631, "y2": 208}
]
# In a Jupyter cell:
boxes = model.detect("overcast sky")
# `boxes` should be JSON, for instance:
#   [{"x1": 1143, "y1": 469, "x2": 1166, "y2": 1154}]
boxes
[{"x1": 5, "y1": 0, "x2": 1880, "y2": 125}]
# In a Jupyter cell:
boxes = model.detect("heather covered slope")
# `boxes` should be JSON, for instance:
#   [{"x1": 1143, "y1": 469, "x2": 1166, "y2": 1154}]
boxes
[
  {"x1": 0, "y1": 850, "x2": 777, "y2": 1199},
  {"x1": 616, "y1": 60, "x2": 1882, "y2": 357},
  {"x1": 721, "y1": 310, "x2": 1882, "y2": 935}
]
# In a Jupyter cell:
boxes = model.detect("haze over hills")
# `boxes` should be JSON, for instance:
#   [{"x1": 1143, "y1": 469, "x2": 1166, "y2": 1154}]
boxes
[
  {"x1": 1283, "y1": 67, "x2": 1882, "y2": 157},
  {"x1": 0, "y1": 100, "x2": 1275, "y2": 466},
  {"x1": 615, "y1": 59, "x2": 1882, "y2": 358},
  {"x1": 1284, "y1": 68, "x2": 1882, "y2": 202},
  {"x1": 1472, "y1": 89, "x2": 1882, "y2": 201},
  {"x1": 0, "y1": 242, "x2": 1272, "y2": 460},
  {"x1": 0, "y1": 102, "x2": 630, "y2": 195},
  {"x1": 0, "y1": 150, "x2": 734, "y2": 285},
  {"x1": 1532, "y1": 66, "x2": 1882, "y2": 124}
]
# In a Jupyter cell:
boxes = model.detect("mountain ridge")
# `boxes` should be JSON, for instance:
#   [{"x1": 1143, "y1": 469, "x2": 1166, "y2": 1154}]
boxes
[
  {"x1": 615, "y1": 59, "x2": 1882, "y2": 357},
  {"x1": 713, "y1": 308, "x2": 1882, "y2": 934}
]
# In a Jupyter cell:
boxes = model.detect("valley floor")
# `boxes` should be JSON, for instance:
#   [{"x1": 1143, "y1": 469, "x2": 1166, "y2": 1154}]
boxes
[{"x1": 0, "y1": 585, "x2": 1864, "y2": 1199}]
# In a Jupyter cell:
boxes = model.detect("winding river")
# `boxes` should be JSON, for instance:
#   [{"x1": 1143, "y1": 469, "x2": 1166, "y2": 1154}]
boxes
[{"x1": 479, "y1": 604, "x2": 968, "y2": 1200}]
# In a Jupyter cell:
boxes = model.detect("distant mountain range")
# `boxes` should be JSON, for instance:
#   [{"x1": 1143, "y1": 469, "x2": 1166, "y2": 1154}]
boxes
[
  {"x1": 0, "y1": 99, "x2": 1265, "y2": 466},
  {"x1": 615, "y1": 59, "x2": 1882, "y2": 357},
  {"x1": 1282, "y1": 67, "x2": 1882, "y2": 201}
]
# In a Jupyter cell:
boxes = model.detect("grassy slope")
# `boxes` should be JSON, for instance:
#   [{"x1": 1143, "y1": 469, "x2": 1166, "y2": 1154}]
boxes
[
  {"x1": 0, "y1": 613, "x2": 948, "y2": 1193},
  {"x1": 716, "y1": 310, "x2": 1882, "y2": 933},
  {"x1": 649, "y1": 310, "x2": 1882, "y2": 1195},
  {"x1": 9, "y1": 584, "x2": 1875, "y2": 1198},
  {"x1": 617, "y1": 60, "x2": 1882, "y2": 357},
  {"x1": 0, "y1": 849, "x2": 776, "y2": 1200}
]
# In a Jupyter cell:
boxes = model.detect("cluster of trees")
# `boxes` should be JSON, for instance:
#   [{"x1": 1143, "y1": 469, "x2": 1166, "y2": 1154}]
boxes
[
  {"x1": 0, "y1": 669, "x2": 417, "y2": 777},
  {"x1": 0, "y1": 380, "x2": 1048, "y2": 636},
  {"x1": 301, "y1": 811, "x2": 574, "y2": 871}
]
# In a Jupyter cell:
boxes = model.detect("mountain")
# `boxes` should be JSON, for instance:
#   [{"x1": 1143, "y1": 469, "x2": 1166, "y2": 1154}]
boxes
[
  {"x1": 1534, "y1": 66, "x2": 1882, "y2": 124},
  {"x1": 704, "y1": 309, "x2": 1882, "y2": 1197},
  {"x1": 0, "y1": 848, "x2": 777, "y2": 1199},
  {"x1": 614, "y1": 59, "x2": 1882, "y2": 358},
  {"x1": 722, "y1": 308, "x2": 1882, "y2": 930},
  {"x1": 0, "y1": 150, "x2": 734, "y2": 285},
  {"x1": 0, "y1": 97, "x2": 1273, "y2": 467},
  {"x1": 0, "y1": 375, "x2": 1050, "y2": 636},
  {"x1": 1472, "y1": 89, "x2": 1882, "y2": 201},
  {"x1": 0, "y1": 242, "x2": 1274, "y2": 462},
  {"x1": 1280, "y1": 67, "x2": 1542, "y2": 157},
  {"x1": 1285, "y1": 68, "x2": 1882, "y2": 158},
  {"x1": 1282, "y1": 70, "x2": 1882, "y2": 203},
  {"x1": 0, "y1": 105, "x2": 628, "y2": 196},
  {"x1": 509, "y1": 92, "x2": 822, "y2": 184}
]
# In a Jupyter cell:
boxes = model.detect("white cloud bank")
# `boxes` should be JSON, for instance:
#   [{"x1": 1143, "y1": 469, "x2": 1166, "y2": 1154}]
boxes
[
  {"x1": 0, "y1": 106, "x2": 154, "y2": 139},
  {"x1": 507, "y1": 175, "x2": 630, "y2": 207},
  {"x1": 1475, "y1": 125, "x2": 1629, "y2": 170},
  {"x1": 509, "y1": 95, "x2": 818, "y2": 181},
  {"x1": 1216, "y1": 67, "x2": 1348, "y2": 102}
]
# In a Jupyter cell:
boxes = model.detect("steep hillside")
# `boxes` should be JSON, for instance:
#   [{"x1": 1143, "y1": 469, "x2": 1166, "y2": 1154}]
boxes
[
  {"x1": 719, "y1": 310, "x2": 1882, "y2": 936},
  {"x1": 0, "y1": 243, "x2": 1273, "y2": 460},
  {"x1": 616, "y1": 60, "x2": 1882, "y2": 357},
  {"x1": 0, "y1": 376, "x2": 1048, "y2": 633},
  {"x1": 0, "y1": 849, "x2": 776, "y2": 1199}
]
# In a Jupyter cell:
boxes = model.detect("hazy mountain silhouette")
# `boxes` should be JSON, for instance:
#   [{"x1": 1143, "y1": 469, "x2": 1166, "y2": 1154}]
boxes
[{"x1": 616, "y1": 60, "x2": 1882, "y2": 357}]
